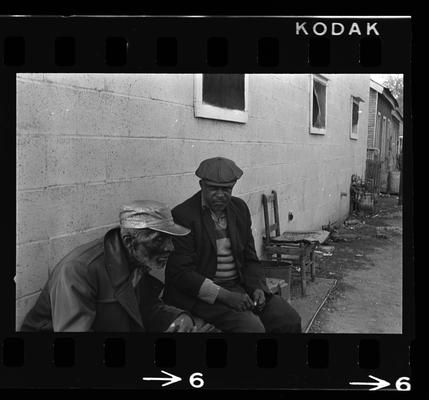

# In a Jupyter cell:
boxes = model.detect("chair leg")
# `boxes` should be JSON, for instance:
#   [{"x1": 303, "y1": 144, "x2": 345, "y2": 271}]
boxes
[
  {"x1": 300, "y1": 260, "x2": 307, "y2": 296},
  {"x1": 310, "y1": 250, "x2": 316, "y2": 282},
  {"x1": 286, "y1": 266, "x2": 292, "y2": 303}
]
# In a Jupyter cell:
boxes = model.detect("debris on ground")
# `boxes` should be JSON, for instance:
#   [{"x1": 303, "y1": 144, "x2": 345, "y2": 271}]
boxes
[
  {"x1": 330, "y1": 232, "x2": 360, "y2": 242},
  {"x1": 317, "y1": 245, "x2": 335, "y2": 253},
  {"x1": 376, "y1": 230, "x2": 388, "y2": 239},
  {"x1": 375, "y1": 226, "x2": 402, "y2": 238},
  {"x1": 345, "y1": 218, "x2": 361, "y2": 226},
  {"x1": 315, "y1": 250, "x2": 333, "y2": 257},
  {"x1": 377, "y1": 226, "x2": 402, "y2": 233},
  {"x1": 315, "y1": 245, "x2": 335, "y2": 257},
  {"x1": 322, "y1": 222, "x2": 340, "y2": 233},
  {"x1": 309, "y1": 195, "x2": 403, "y2": 333}
]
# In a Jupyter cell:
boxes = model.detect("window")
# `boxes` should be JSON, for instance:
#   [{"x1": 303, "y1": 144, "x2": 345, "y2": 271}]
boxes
[
  {"x1": 194, "y1": 74, "x2": 248, "y2": 123},
  {"x1": 310, "y1": 74, "x2": 328, "y2": 134},
  {"x1": 350, "y1": 96, "x2": 364, "y2": 140}
]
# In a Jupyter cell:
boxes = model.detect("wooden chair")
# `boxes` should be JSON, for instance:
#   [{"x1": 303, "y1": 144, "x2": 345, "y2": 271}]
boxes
[{"x1": 262, "y1": 190, "x2": 316, "y2": 296}]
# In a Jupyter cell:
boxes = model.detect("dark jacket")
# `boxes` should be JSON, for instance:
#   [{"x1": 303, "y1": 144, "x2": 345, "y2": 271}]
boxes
[
  {"x1": 20, "y1": 228, "x2": 186, "y2": 332},
  {"x1": 163, "y1": 191, "x2": 269, "y2": 311}
]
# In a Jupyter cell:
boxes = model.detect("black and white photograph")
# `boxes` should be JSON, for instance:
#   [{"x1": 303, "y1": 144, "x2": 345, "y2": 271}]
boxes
[{"x1": 16, "y1": 72, "x2": 404, "y2": 334}]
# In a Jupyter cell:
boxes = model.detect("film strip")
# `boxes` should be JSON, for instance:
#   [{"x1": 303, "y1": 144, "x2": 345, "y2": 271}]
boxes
[{"x1": 1, "y1": 15, "x2": 413, "y2": 390}]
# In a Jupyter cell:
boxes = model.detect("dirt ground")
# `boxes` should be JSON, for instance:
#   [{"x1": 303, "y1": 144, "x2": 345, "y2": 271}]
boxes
[{"x1": 308, "y1": 195, "x2": 403, "y2": 333}]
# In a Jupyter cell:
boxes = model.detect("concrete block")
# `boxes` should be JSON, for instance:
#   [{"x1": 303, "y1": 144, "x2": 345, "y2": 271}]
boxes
[
  {"x1": 106, "y1": 137, "x2": 223, "y2": 181},
  {"x1": 16, "y1": 291, "x2": 40, "y2": 331},
  {"x1": 46, "y1": 185, "x2": 85, "y2": 238},
  {"x1": 103, "y1": 74, "x2": 193, "y2": 106},
  {"x1": 118, "y1": 95, "x2": 189, "y2": 138},
  {"x1": 17, "y1": 135, "x2": 47, "y2": 190},
  {"x1": 181, "y1": 110, "x2": 246, "y2": 143},
  {"x1": 80, "y1": 182, "x2": 121, "y2": 230},
  {"x1": 245, "y1": 117, "x2": 280, "y2": 144},
  {"x1": 17, "y1": 80, "x2": 100, "y2": 136},
  {"x1": 165, "y1": 175, "x2": 200, "y2": 207},
  {"x1": 17, "y1": 73, "x2": 44, "y2": 82},
  {"x1": 277, "y1": 183, "x2": 295, "y2": 204},
  {"x1": 106, "y1": 138, "x2": 157, "y2": 180},
  {"x1": 42, "y1": 73, "x2": 106, "y2": 91},
  {"x1": 96, "y1": 91, "x2": 142, "y2": 137},
  {"x1": 124, "y1": 174, "x2": 198, "y2": 210},
  {"x1": 148, "y1": 74, "x2": 194, "y2": 106},
  {"x1": 238, "y1": 189, "x2": 264, "y2": 216},
  {"x1": 47, "y1": 136, "x2": 106, "y2": 186},
  {"x1": 17, "y1": 189, "x2": 48, "y2": 244},
  {"x1": 248, "y1": 92, "x2": 274, "y2": 120},
  {"x1": 16, "y1": 241, "x2": 49, "y2": 298},
  {"x1": 103, "y1": 74, "x2": 151, "y2": 99}
]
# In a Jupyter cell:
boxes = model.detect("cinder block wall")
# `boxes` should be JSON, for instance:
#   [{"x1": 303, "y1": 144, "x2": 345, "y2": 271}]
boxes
[{"x1": 16, "y1": 73, "x2": 369, "y2": 329}]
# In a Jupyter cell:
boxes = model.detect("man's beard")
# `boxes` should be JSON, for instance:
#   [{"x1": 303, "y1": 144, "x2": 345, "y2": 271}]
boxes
[
  {"x1": 133, "y1": 251, "x2": 169, "y2": 271},
  {"x1": 145, "y1": 256, "x2": 168, "y2": 270}
]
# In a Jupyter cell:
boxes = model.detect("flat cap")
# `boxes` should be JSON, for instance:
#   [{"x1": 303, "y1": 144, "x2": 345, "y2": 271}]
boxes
[
  {"x1": 195, "y1": 157, "x2": 243, "y2": 186},
  {"x1": 119, "y1": 200, "x2": 190, "y2": 236}
]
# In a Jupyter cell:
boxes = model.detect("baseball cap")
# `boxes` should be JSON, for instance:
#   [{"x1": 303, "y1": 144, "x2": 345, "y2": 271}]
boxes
[{"x1": 119, "y1": 200, "x2": 190, "y2": 236}]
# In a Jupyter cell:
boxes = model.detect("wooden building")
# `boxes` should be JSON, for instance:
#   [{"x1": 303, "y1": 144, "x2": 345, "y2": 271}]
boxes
[{"x1": 366, "y1": 79, "x2": 403, "y2": 193}]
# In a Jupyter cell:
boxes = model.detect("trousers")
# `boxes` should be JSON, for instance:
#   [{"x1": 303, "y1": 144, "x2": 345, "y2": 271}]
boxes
[{"x1": 191, "y1": 280, "x2": 302, "y2": 333}]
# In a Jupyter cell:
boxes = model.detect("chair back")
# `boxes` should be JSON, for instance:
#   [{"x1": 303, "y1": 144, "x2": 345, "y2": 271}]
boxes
[{"x1": 262, "y1": 190, "x2": 281, "y2": 245}]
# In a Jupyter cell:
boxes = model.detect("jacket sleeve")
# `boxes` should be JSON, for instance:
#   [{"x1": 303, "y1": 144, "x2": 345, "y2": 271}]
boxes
[
  {"x1": 140, "y1": 276, "x2": 194, "y2": 332},
  {"x1": 241, "y1": 204, "x2": 270, "y2": 295},
  {"x1": 49, "y1": 261, "x2": 97, "y2": 332},
  {"x1": 164, "y1": 210, "x2": 207, "y2": 297},
  {"x1": 141, "y1": 302, "x2": 193, "y2": 332}
]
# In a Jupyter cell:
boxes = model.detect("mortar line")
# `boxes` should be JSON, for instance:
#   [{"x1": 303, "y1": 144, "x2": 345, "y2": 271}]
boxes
[
  {"x1": 17, "y1": 162, "x2": 312, "y2": 193},
  {"x1": 17, "y1": 77, "x2": 195, "y2": 109},
  {"x1": 17, "y1": 223, "x2": 118, "y2": 246},
  {"x1": 16, "y1": 132, "x2": 345, "y2": 147}
]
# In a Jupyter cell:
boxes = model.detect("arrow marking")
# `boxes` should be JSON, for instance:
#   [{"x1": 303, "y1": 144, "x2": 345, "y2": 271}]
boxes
[
  {"x1": 349, "y1": 375, "x2": 390, "y2": 391},
  {"x1": 143, "y1": 370, "x2": 182, "y2": 387}
]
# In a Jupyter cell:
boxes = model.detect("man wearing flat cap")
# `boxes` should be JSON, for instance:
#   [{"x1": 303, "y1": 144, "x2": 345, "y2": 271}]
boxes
[
  {"x1": 21, "y1": 200, "x2": 215, "y2": 332},
  {"x1": 164, "y1": 157, "x2": 302, "y2": 332}
]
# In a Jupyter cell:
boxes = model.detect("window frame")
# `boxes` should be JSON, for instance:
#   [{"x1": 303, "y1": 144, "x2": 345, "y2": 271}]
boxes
[
  {"x1": 309, "y1": 74, "x2": 329, "y2": 135},
  {"x1": 350, "y1": 96, "x2": 361, "y2": 140},
  {"x1": 193, "y1": 74, "x2": 249, "y2": 123}
]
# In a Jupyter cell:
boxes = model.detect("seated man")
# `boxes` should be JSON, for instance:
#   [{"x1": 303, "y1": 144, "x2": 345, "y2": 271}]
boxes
[
  {"x1": 20, "y1": 200, "x2": 215, "y2": 332},
  {"x1": 163, "y1": 157, "x2": 302, "y2": 333}
]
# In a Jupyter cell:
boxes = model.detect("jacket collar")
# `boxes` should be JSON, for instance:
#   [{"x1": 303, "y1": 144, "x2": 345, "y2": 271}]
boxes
[
  {"x1": 103, "y1": 228, "x2": 144, "y2": 328},
  {"x1": 199, "y1": 191, "x2": 217, "y2": 252},
  {"x1": 198, "y1": 191, "x2": 240, "y2": 259},
  {"x1": 226, "y1": 205, "x2": 240, "y2": 261}
]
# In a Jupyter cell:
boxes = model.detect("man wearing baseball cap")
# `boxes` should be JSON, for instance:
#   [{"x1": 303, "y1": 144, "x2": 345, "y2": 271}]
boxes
[
  {"x1": 21, "y1": 200, "x2": 216, "y2": 332},
  {"x1": 164, "y1": 157, "x2": 302, "y2": 332}
]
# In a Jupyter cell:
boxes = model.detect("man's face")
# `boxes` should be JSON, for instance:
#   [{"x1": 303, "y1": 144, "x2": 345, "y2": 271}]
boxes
[
  {"x1": 201, "y1": 181, "x2": 235, "y2": 212},
  {"x1": 129, "y1": 230, "x2": 174, "y2": 271}
]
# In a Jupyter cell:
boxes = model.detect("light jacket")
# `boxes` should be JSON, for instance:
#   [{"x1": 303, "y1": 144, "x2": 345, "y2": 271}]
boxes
[{"x1": 20, "y1": 228, "x2": 187, "y2": 332}]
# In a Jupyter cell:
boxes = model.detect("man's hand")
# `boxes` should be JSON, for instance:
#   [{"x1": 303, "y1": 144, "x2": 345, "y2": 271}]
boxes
[
  {"x1": 164, "y1": 314, "x2": 194, "y2": 332},
  {"x1": 217, "y1": 288, "x2": 254, "y2": 311},
  {"x1": 252, "y1": 289, "x2": 266, "y2": 312}
]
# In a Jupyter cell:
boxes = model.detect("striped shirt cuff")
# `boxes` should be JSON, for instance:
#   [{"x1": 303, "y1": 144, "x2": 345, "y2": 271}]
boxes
[{"x1": 198, "y1": 279, "x2": 221, "y2": 304}]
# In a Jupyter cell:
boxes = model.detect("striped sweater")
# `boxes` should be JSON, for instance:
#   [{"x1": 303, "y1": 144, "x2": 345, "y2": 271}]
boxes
[{"x1": 211, "y1": 212, "x2": 239, "y2": 283}]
